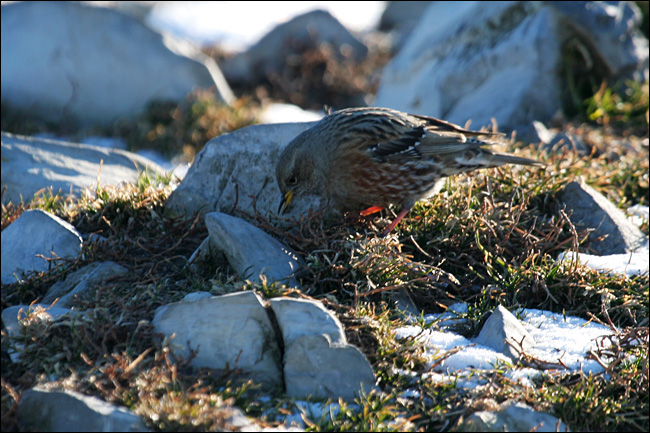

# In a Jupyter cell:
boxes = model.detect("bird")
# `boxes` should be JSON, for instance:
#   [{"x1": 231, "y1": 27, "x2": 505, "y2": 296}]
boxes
[{"x1": 276, "y1": 107, "x2": 545, "y2": 236}]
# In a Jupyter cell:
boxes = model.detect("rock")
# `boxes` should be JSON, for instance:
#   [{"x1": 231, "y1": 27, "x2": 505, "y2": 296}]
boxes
[
  {"x1": 627, "y1": 204, "x2": 649, "y2": 228},
  {"x1": 375, "y1": 1, "x2": 648, "y2": 132},
  {"x1": 152, "y1": 291, "x2": 283, "y2": 387},
  {"x1": 560, "y1": 179, "x2": 647, "y2": 255},
  {"x1": 271, "y1": 298, "x2": 377, "y2": 400},
  {"x1": 474, "y1": 305, "x2": 536, "y2": 361},
  {"x1": 550, "y1": 1, "x2": 647, "y2": 82},
  {"x1": 1, "y1": 132, "x2": 167, "y2": 205},
  {"x1": 42, "y1": 262, "x2": 130, "y2": 308},
  {"x1": 165, "y1": 122, "x2": 326, "y2": 221},
  {"x1": 1, "y1": 210, "x2": 83, "y2": 284},
  {"x1": 282, "y1": 334, "x2": 377, "y2": 401},
  {"x1": 221, "y1": 9, "x2": 367, "y2": 85},
  {"x1": 152, "y1": 292, "x2": 375, "y2": 401},
  {"x1": 270, "y1": 298, "x2": 347, "y2": 345},
  {"x1": 0, "y1": 1, "x2": 233, "y2": 127},
  {"x1": 204, "y1": 212, "x2": 304, "y2": 286},
  {"x1": 17, "y1": 387, "x2": 148, "y2": 432},
  {"x1": 459, "y1": 400, "x2": 569, "y2": 432}
]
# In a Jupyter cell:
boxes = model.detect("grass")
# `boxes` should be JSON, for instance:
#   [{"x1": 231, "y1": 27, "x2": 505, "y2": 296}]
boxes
[{"x1": 1, "y1": 49, "x2": 649, "y2": 433}]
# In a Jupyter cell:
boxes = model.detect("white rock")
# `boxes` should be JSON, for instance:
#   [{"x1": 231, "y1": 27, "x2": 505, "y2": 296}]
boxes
[
  {"x1": 560, "y1": 178, "x2": 647, "y2": 255},
  {"x1": 270, "y1": 298, "x2": 346, "y2": 345},
  {"x1": 474, "y1": 305, "x2": 536, "y2": 361},
  {"x1": 1, "y1": 210, "x2": 83, "y2": 284},
  {"x1": 165, "y1": 122, "x2": 325, "y2": 221},
  {"x1": 259, "y1": 103, "x2": 324, "y2": 124},
  {"x1": 152, "y1": 291, "x2": 283, "y2": 386},
  {"x1": 558, "y1": 247, "x2": 649, "y2": 277},
  {"x1": 271, "y1": 298, "x2": 377, "y2": 401},
  {"x1": 1, "y1": 132, "x2": 167, "y2": 205},
  {"x1": 2, "y1": 304, "x2": 72, "y2": 338},
  {"x1": 1, "y1": 1, "x2": 233, "y2": 127},
  {"x1": 204, "y1": 212, "x2": 304, "y2": 286},
  {"x1": 18, "y1": 387, "x2": 148, "y2": 432},
  {"x1": 283, "y1": 333, "x2": 377, "y2": 401},
  {"x1": 375, "y1": 1, "x2": 648, "y2": 131}
]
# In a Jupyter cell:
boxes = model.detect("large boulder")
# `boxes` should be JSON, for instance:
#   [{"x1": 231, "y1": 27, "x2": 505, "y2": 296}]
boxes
[
  {"x1": 375, "y1": 1, "x2": 648, "y2": 132},
  {"x1": 221, "y1": 9, "x2": 368, "y2": 85},
  {"x1": 1, "y1": 1, "x2": 233, "y2": 127}
]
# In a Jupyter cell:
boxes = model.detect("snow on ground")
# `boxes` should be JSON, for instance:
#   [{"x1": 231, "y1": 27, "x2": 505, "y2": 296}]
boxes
[
  {"x1": 558, "y1": 247, "x2": 649, "y2": 277},
  {"x1": 394, "y1": 304, "x2": 616, "y2": 390}
]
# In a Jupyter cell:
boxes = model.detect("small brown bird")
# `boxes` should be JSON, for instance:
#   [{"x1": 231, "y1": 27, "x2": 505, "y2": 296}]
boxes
[{"x1": 276, "y1": 107, "x2": 544, "y2": 235}]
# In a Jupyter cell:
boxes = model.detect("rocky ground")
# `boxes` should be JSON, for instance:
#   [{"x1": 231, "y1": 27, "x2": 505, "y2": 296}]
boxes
[{"x1": 1, "y1": 2, "x2": 649, "y2": 432}]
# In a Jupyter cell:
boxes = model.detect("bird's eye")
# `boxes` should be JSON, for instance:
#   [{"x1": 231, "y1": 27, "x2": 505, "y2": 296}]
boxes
[{"x1": 287, "y1": 176, "x2": 298, "y2": 185}]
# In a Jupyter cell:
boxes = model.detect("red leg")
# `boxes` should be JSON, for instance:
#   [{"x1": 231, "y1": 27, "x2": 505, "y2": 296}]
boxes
[
  {"x1": 381, "y1": 207, "x2": 411, "y2": 236},
  {"x1": 360, "y1": 205, "x2": 384, "y2": 216}
]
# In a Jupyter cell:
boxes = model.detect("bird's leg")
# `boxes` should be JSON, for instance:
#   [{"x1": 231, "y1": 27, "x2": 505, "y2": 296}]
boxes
[
  {"x1": 360, "y1": 205, "x2": 384, "y2": 216},
  {"x1": 381, "y1": 207, "x2": 411, "y2": 236}
]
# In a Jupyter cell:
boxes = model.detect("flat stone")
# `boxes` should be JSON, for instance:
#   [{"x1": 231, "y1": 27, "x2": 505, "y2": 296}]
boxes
[
  {"x1": 42, "y1": 261, "x2": 129, "y2": 307},
  {"x1": 17, "y1": 386, "x2": 148, "y2": 432},
  {"x1": 152, "y1": 291, "x2": 282, "y2": 387},
  {"x1": 474, "y1": 305, "x2": 536, "y2": 361},
  {"x1": 204, "y1": 212, "x2": 304, "y2": 286},
  {"x1": 560, "y1": 179, "x2": 647, "y2": 255},
  {"x1": 1, "y1": 209, "x2": 83, "y2": 284},
  {"x1": 1, "y1": 132, "x2": 167, "y2": 205}
]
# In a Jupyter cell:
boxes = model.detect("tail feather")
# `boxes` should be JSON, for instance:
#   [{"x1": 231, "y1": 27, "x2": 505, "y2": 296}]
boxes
[
  {"x1": 442, "y1": 150, "x2": 545, "y2": 175},
  {"x1": 485, "y1": 152, "x2": 546, "y2": 167}
]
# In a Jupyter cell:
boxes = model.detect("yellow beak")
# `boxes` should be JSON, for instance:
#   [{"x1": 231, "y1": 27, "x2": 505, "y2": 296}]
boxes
[{"x1": 278, "y1": 189, "x2": 294, "y2": 214}]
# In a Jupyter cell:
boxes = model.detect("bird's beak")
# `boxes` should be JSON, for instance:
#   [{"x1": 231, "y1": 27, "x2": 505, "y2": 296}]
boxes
[{"x1": 278, "y1": 189, "x2": 294, "y2": 214}]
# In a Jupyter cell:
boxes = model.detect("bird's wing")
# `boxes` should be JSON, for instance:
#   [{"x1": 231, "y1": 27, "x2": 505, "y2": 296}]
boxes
[
  {"x1": 341, "y1": 109, "x2": 501, "y2": 160},
  {"x1": 410, "y1": 113, "x2": 502, "y2": 137},
  {"x1": 362, "y1": 121, "x2": 497, "y2": 160}
]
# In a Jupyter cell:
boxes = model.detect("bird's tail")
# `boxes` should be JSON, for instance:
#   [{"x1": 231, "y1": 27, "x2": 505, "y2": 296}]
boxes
[
  {"x1": 441, "y1": 149, "x2": 546, "y2": 176},
  {"x1": 484, "y1": 152, "x2": 546, "y2": 168}
]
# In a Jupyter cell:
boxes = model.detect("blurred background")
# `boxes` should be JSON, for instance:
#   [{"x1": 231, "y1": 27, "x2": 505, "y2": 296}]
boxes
[{"x1": 2, "y1": 1, "x2": 649, "y2": 172}]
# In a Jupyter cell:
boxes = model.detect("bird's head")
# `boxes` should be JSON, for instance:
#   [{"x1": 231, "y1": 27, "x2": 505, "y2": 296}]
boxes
[{"x1": 275, "y1": 130, "x2": 325, "y2": 214}]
